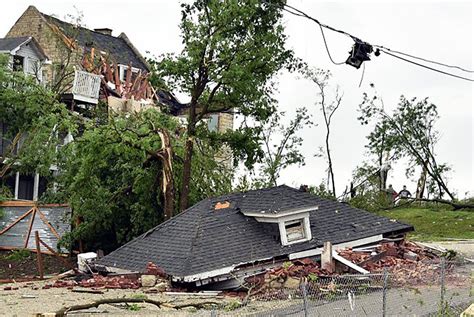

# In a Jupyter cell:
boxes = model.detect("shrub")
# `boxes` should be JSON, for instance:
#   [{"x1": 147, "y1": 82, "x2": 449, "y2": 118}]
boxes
[{"x1": 6, "y1": 249, "x2": 31, "y2": 261}]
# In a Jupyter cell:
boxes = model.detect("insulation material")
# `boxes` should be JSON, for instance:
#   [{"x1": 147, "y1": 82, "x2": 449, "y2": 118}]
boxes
[{"x1": 0, "y1": 203, "x2": 71, "y2": 253}]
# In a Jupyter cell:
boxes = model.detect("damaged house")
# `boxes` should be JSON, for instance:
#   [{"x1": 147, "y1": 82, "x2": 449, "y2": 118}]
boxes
[
  {"x1": 1, "y1": 5, "x2": 234, "y2": 200},
  {"x1": 98, "y1": 185, "x2": 413, "y2": 289}
]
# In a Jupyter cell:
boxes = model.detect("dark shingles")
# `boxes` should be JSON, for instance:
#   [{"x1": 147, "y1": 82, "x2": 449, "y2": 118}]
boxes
[
  {"x1": 42, "y1": 14, "x2": 149, "y2": 71},
  {"x1": 0, "y1": 37, "x2": 30, "y2": 52},
  {"x1": 98, "y1": 185, "x2": 413, "y2": 277}
]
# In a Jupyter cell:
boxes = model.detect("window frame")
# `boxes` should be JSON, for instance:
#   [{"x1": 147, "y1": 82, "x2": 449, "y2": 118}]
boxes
[{"x1": 278, "y1": 215, "x2": 311, "y2": 246}]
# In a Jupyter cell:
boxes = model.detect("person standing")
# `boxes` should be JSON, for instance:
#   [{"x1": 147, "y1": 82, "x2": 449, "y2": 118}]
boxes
[
  {"x1": 398, "y1": 185, "x2": 412, "y2": 199},
  {"x1": 386, "y1": 184, "x2": 398, "y2": 205}
]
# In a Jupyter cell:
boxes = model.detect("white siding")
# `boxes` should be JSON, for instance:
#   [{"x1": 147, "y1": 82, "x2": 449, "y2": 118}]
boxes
[{"x1": 16, "y1": 42, "x2": 42, "y2": 79}]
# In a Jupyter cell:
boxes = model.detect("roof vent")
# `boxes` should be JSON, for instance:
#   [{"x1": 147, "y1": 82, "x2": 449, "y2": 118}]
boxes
[
  {"x1": 214, "y1": 201, "x2": 230, "y2": 210},
  {"x1": 94, "y1": 28, "x2": 113, "y2": 36}
]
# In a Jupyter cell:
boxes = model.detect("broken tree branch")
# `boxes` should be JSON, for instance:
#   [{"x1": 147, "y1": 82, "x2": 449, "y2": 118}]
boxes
[{"x1": 55, "y1": 298, "x2": 220, "y2": 316}]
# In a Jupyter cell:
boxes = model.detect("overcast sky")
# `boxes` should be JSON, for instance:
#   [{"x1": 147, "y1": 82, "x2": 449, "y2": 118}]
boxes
[{"x1": 1, "y1": 1, "x2": 473, "y2": 197}]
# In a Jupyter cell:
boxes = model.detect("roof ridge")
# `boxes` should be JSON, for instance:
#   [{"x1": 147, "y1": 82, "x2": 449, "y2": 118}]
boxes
[{"x1": 40, "y1": 12, "x2": 121, "y2": 39}]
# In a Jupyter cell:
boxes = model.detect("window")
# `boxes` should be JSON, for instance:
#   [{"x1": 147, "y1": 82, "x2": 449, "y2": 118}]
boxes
[
  {"x1": 285, "y1": 219, "x2": 306, "y2": 242},
  {"x1": 208, "y1": 114, "x2": 219, "y2": 132},
  {"x1": 12, "y1": 55, "x2": 24, "y2": 72},
  {"x1": 119, "y1": 65, "x2": 139, "y2": 82}
]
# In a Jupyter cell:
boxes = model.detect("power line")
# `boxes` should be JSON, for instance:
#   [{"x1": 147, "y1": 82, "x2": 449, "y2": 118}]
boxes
[
  {"x1": 318, "y1": 24, "x2": 346, "y2": 65},
  {"x1": 282, "y1": 3, "x2": 474, "y2": 81},
  {"x1": 374, "y1": 45, "x2": 474, "y2": 73},
  {"x1": 283, "y1": 4, "x2": 357, "y2": 41},
  {"x1": 381, "y1": 50, "x2": 474, "y2": 82}
]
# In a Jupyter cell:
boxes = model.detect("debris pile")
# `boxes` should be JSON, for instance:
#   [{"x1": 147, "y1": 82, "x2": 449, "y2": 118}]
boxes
[
  {"x1": 49, "y1": 274, "x2": 140, "y2": 289},
  {"x1": 338, "y1": 241, "x2": 444, "y2": 285},
  {"x1": 38, "y1": 262, "x2": 169, "y2": 291},
  {"x1": 145, "y1": 261, "x2": 167, "y2": 278},
  {"x1": 243, "y1": 258, "x2": 329, "y2": 299}
]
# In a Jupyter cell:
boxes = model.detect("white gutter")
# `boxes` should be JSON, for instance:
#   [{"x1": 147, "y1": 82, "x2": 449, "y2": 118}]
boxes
[
  {"x1": 173, "y1": 255, "x2": 275, "y2": 283},
  {"x1": 10, "y1": 37, "x2": 32, "y2": 55}
]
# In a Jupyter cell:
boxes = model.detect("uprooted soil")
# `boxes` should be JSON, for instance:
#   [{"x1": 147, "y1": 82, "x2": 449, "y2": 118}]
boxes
[{"x1": 0, "y1": 250, "x2": 74, "y2": 281}]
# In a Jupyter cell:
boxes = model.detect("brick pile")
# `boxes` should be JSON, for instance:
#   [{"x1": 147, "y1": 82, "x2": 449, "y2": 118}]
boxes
[
  {"x1": 338, "y1": 240, "x2": 443, "y2": 285},
  {"x1": 267, "y1": 258, "x2": 330, "y2": 279}
]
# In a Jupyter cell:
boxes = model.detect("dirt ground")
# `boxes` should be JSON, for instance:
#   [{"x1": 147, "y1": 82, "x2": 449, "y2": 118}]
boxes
[
  {"x1": 0, "y1": 280, "x2": 237, "y2": 316},
  {"x1": 0, "y1": 250, "x2": 73, "y2": 281}
]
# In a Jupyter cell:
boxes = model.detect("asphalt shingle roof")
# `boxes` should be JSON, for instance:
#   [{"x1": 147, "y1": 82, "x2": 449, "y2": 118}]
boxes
[
  {"x1": 0, "y1": 37, "x2": 30, "y2": 52},
  {"x1": 42, "y1": 14, "x2": 149, "y2": 71},
  {"x1": 99, "y1": 185, "x2": 413, "y2": 278}
]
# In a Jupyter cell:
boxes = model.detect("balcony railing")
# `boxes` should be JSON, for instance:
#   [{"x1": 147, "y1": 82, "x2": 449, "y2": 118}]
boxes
[{"x1": 72, "y1": 70, "x2": 101, "y2": 104}]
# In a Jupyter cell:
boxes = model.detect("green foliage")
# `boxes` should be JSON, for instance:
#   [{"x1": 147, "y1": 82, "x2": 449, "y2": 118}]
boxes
[
  {"x1": 224, "y1": 300, "x2": 242, "y2": 311},
  {"x1": 6, "y1": 249, "x2": 31, "y2": 261},
  {"x1": 306, "y1": 183, "x2": 336, "y2": 201},
  {"x1": 307, "y1": 273, "x2": 318, "y2": 282},
  {"x1": 152, "y1": 0, "x2": 296, "y2": 197},
  {"x1": 373, "y1": 207, "x2": 473, "y2": 241},
  {"x1": 282, "y1": 261, "x2": 293, "y2": 269},
  {"x1": 359, "y1": 92, "x2": 453, "y2": 200},
  {"x1": 127, "y1": 303, "x2": 141, "y2": 311},
  {"x1": 0, "y1": 54, "x2": 75, "y2": 180},
  {"x1": 52, "y1": 109, "x2": 231, "y2": 250}
]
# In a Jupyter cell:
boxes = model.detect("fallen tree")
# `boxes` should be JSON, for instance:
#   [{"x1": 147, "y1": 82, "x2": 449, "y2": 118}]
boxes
[
  {"x1": 384, "y1": 198, "x2": 474, "y2": 211},
  {"x1": 55, "y1": 298, "x2": 220, "y2": 316}
]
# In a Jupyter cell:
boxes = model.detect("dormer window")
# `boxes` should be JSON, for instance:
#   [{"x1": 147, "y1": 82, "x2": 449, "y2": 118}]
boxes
[
  {"x1": 285, "y1": 219, "x2": 305, "y2": 242},
  {"x1": 242, "y1": 206, "x2": 315, "y2": 246},
  {"x1": 279, "y1": 216, "x2": 311, "y2": 245}
]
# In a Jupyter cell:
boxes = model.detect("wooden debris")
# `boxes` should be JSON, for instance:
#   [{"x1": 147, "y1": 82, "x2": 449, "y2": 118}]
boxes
[{"x1": 71, "y1": 288, "x2": 104, "y2": 294}]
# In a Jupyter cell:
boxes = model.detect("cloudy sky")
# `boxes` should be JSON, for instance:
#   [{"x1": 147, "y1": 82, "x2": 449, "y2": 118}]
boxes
[{"x1": 1, "y1": 1, "x2": 473, "y2": 197}]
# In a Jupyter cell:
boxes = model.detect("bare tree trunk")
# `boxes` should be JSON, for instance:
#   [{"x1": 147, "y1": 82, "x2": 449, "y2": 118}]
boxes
[
  {"x1": 416, "y1": 164, "x2": 427, "y2": 199},
  {"x1": 325, "y1": 129, "x2": 336, "y2": 196}
]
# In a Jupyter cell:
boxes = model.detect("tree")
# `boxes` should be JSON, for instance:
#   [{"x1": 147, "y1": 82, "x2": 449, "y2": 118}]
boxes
[
  {"x1": 253, "y1": 107, "x2": 312, "y2": 187},
  {"x1": 304, "y1": 68, "x2": 342, "y2": 197},
  {"x1": 359, "y1": 93, "x2": 455, "y2": 200},
  {"x1": 52, "y1": 109, "x2": 231, "y2": 251},
  {"x1": 153, "y1": 0, "x2": 294, "y2": 211},
  {"x1": 0, "y1": 55, "x2": 73, "y2": 187}
]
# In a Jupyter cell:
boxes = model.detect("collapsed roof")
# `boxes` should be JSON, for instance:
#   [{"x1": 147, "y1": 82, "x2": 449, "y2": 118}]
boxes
[{"x1": 99, "y1": 185, "x2": 413, "y2": 283}]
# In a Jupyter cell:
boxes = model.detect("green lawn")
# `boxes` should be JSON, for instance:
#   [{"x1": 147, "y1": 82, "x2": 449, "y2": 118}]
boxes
[{"x1": 375, "y1": 208, "x2": 474, "y2": 241}]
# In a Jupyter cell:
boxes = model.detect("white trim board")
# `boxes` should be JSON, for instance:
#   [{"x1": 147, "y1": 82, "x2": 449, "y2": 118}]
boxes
[
  {"x1": 288, "y1": 234, "x2": 383, "y2": 260},
  {"x1": 333, "y1": 251, "x2": 369, "y2": 274},
  {"x1": 242, "y1": 206, "x2": 318, "y2": 219}
]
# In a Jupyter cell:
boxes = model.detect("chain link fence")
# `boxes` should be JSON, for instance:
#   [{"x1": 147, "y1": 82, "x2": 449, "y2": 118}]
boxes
[{"x1": 196, "y1": 258, "x2": 472, "y2": 316}]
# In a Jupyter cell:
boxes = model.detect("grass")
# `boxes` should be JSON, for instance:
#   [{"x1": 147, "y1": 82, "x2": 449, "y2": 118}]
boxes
[{"x1": 374, "y1": 207, "x2": 474, "y2": 241}]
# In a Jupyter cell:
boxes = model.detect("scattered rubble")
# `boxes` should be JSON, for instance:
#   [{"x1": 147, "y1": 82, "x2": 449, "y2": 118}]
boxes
[{"x1": 338, "y1": 240, "x2": 453, "y2": 285}]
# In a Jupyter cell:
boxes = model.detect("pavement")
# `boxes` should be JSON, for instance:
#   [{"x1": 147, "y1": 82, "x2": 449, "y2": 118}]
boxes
[{"x1": 422, "y1": 239, "x2": 474, "y2": 259}]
